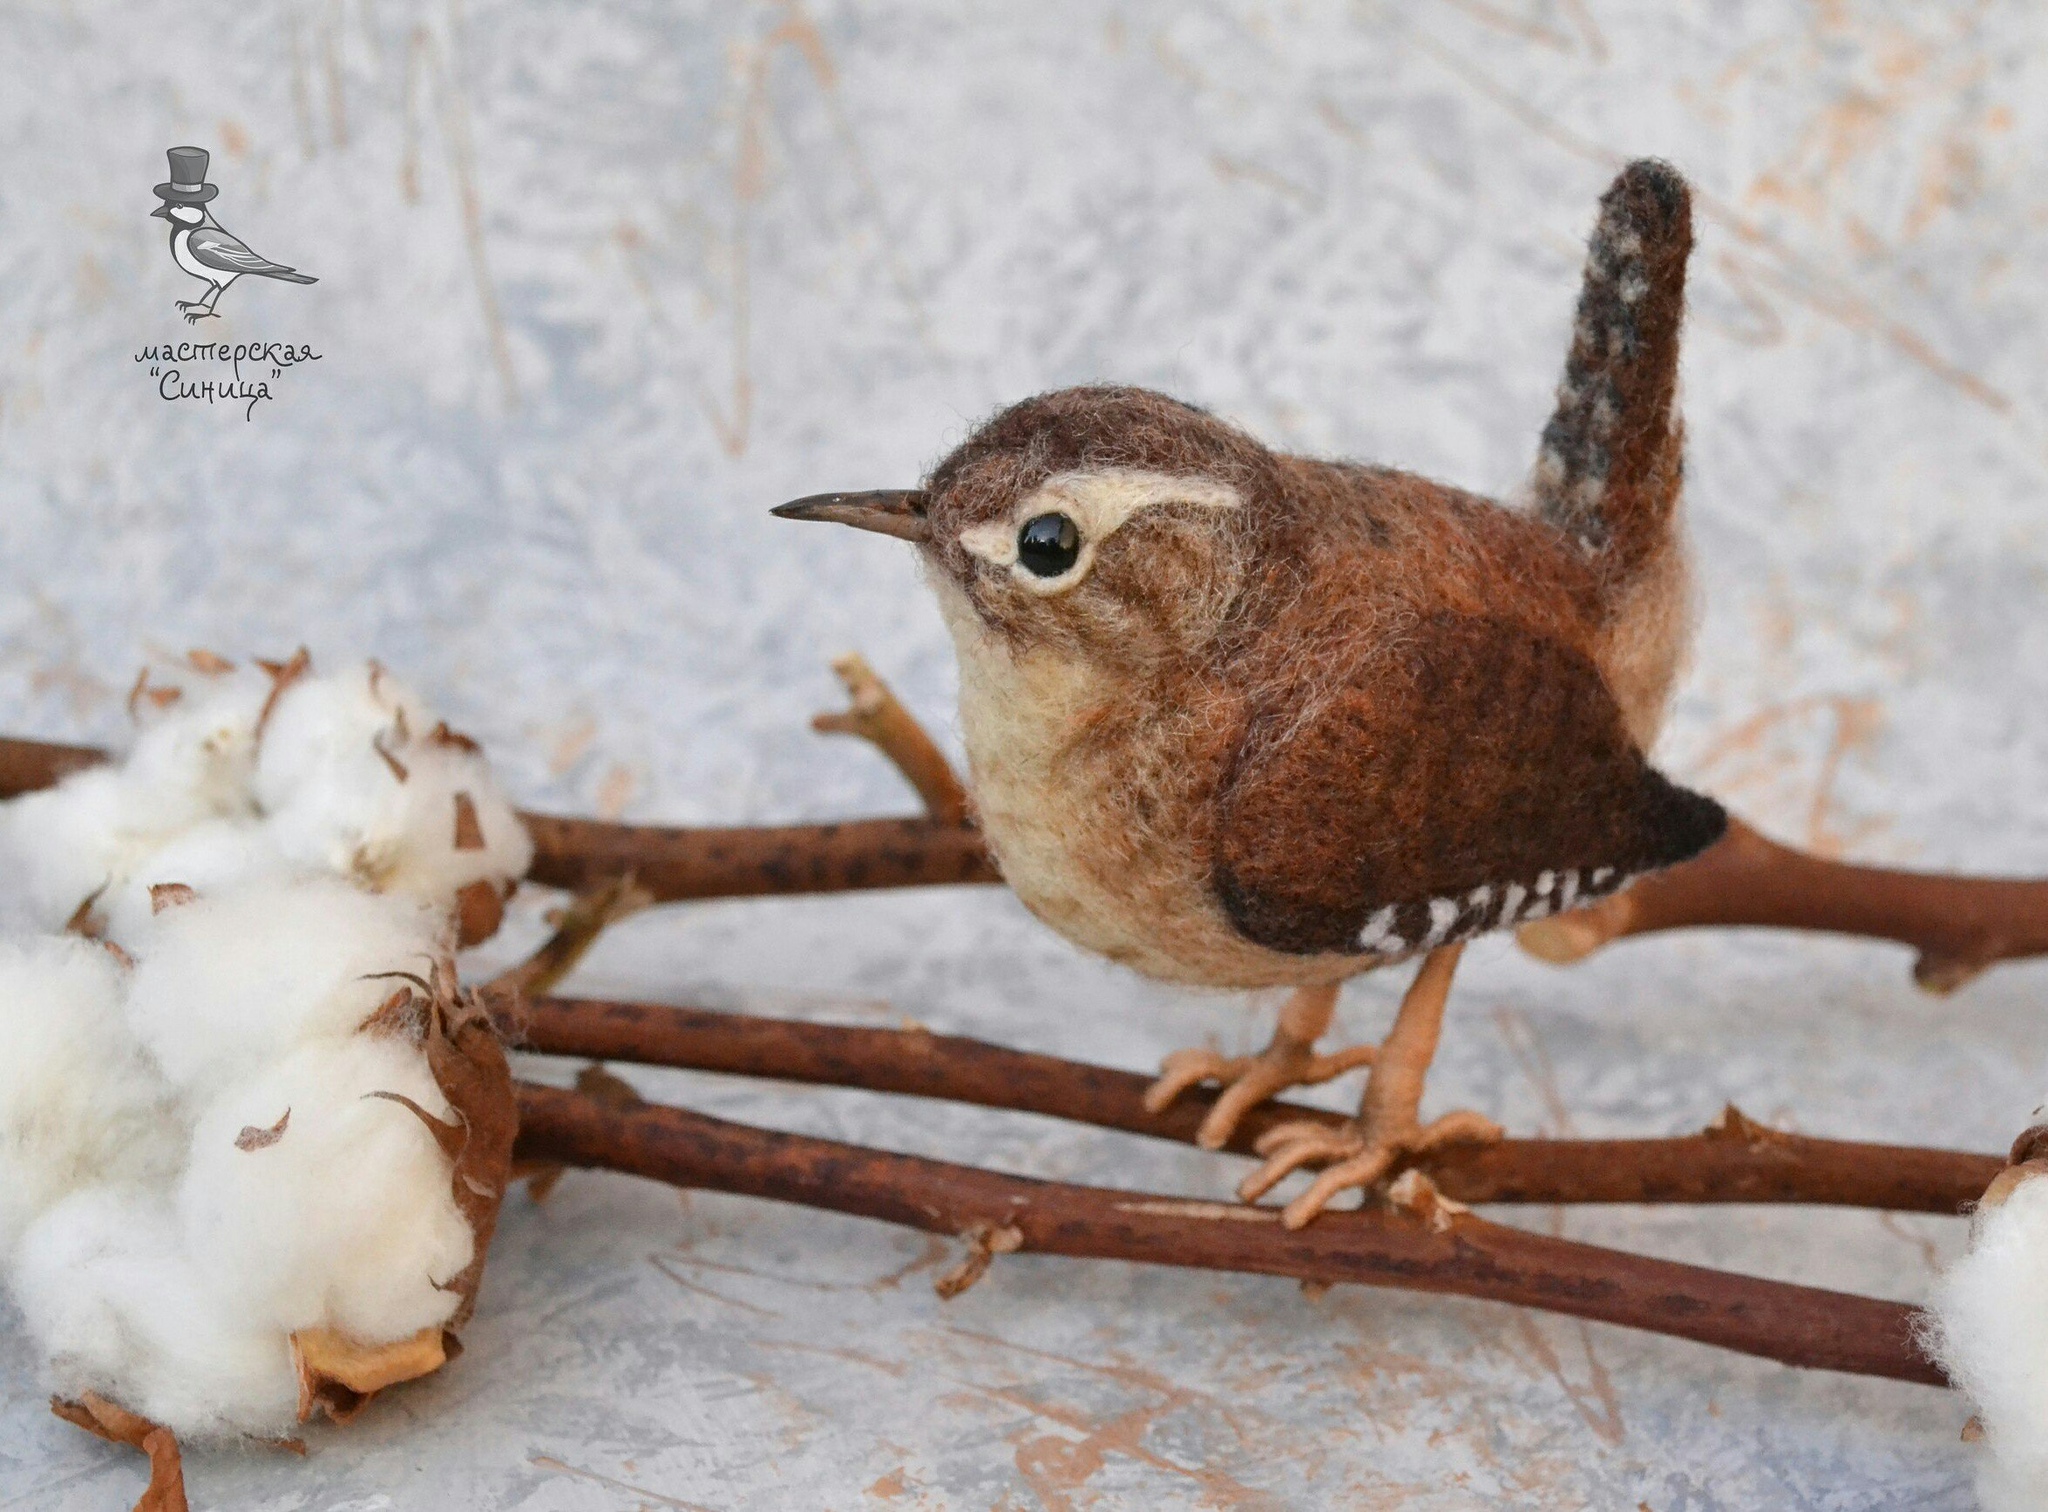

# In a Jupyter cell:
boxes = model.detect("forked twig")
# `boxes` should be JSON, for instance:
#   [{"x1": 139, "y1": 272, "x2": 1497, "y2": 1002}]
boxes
[{"x1": 811, "y1": 652, "x2": 971, "y2": 825}]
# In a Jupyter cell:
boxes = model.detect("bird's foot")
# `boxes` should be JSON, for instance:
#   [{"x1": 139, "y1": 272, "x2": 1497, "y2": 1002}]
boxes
[
  {"x1": 1144, "y1": 1030, "x2": 1377, "y2": 1151},
  {"x1": 180, "y1": 307, "x2": 220, "y2": 324},
  {"x1": 1238, "y1": 1107, "x2": 1501, "y2": 1229}
]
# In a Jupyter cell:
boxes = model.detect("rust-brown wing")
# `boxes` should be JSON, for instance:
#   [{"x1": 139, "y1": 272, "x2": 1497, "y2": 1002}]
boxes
[{"x1": 1211, "y1": 611, "x2": 1724, "y2": 957}]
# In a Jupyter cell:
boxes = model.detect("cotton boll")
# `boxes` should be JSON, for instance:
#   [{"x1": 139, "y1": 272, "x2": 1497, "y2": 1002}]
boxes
[
  {"x1": 115, "y1": 657, "x2": 274, "y2": 827},
  {"x1": 254, "y1": 662, "x2": 531, "y2": 916},
  {"x1": 0, "y1": 937, "x2": 180, "y2": 1252},
  {"x1": 252, "y1": 661, "x2": 431, "y2": 875},
  {"x1": 15, "y1": 1186, "x2": 299, "y2": 1439},
  {"x1": 1927, "y1": 1170, "x2": 2048, "y2": 1511},
  {"x1": 0, "y1": 651, "x2": 526, "y2": 1450},
  {"x1": 179, "y1": 1034, "x2": 473, "y2": 1345},
  {"x1": 123, "y1": 878, "x2": 444, "y2": 1094}
]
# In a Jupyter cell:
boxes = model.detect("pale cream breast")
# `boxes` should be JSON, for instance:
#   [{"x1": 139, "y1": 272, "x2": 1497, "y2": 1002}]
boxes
[{"x1": 933, "y1": 576, "x2": 1361, "y2": 989}]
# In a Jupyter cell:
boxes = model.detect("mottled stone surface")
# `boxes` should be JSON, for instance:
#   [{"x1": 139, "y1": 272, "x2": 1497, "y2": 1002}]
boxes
[{"x1": 2, "y1": 2, "x2": 2043, "y2": 1505}]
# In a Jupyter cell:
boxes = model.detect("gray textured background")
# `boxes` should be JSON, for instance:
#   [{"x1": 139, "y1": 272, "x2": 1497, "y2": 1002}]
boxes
[{"x1": 3, "y1": 1, "x2": 2045, "y2": 1506}]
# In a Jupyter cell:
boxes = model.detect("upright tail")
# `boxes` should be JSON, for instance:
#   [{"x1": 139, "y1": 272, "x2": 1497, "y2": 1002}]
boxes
[
  {"x1": 1532, "y1": 161, "x2": 1694, "y2": 748},
  {"x1": 1532, "y1": 159, "x2": 1692, "y2": 587}
]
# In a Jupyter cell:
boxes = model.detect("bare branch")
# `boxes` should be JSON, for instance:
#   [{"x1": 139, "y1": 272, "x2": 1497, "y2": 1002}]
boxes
[
  {"x1": 1520, "y1": 815, "x2": 2048, "y2": 990},
  {"x1": 519, "y1": 811, "x2": 998, "y2": 900},
  {"x1": 0, "y1": 734, "x2": 1002, "y2": 903},
  {"x1": 512, "y1": 1083, "x2": 1946, "y2": 1386},
  {"x1": 513, "y1": 995, "x2": 2001, "y2": 1213},
  {"x1": 18, "y1": 735, "x2": 2048, "y2": 979}
]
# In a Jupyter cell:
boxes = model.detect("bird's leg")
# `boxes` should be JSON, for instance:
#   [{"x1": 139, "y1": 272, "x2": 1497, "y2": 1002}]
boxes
[
  {"x1": 1239, "y1": 944, "x2": 1500, "y2": 1228},
  {"x1": 1143, "y1": 982, "x2": 1379, "y2": 1150}
]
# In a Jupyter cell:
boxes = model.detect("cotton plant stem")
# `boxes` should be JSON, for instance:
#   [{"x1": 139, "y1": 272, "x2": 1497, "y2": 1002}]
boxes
[
  {"x1": 1520, "y1": 815, "x2": 2048, "y2": 991},
  {"x1": 515, "y1": 995, "x2": 2002, "y2": 1213},
  {"x1": 511, "y1": 1082, "x2": 1945, "y2": 1386}
]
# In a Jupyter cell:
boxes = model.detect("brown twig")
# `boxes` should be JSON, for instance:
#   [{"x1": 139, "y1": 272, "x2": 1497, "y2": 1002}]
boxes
[
  {"x1": 511, "y1": 1082, "x2": 1946, "y2": 1385},
  {"x1": 514, "y1": 996, "x2": 2001, "y2": 1213},
  {"x1": 1520, "y1": 815, "x2": 2048, "y2": 991},
  {"x1": 486, "y1": 875, "x2": 654, "y2": 999},
  {"x1": 10, "y1": 731, "x2": 2046, "y2": 978},
  {"x1": 518, "y1": 812, "x2": 998, "y2": 900},
  {"x1": 811, "y1": 652, "x2": 971, "y2": 825},
  {"x1": 0, "y1": 736, "x2": 105, "y2": 797},
  {"x1": 0, "y1": 734, "x2": 1002, "y2": 902}
]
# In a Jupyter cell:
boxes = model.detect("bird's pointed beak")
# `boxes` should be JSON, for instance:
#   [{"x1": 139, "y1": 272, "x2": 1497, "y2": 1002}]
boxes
[
  {"x1": 771, "y1": 490, "x2": 930, "y2": 543},
  {"x1": 149, "y1": 205, "x2": 171, "y2": 219}
]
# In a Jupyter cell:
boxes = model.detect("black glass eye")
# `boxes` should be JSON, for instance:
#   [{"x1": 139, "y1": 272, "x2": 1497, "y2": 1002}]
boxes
[{"x1": 1017, "y1": 512, "x2": 1081, "y2": 577}]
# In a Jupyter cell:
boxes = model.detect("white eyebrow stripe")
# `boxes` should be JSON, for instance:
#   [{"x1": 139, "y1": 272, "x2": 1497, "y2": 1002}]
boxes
[{"x1": 957, "y1": 468, "x2": 1242, "y2": 568}]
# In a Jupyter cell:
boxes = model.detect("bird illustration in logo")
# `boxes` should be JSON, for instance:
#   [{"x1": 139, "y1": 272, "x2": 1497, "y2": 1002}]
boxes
[{"x1": 150, "y1": 146, "x2": 316, "y2": 323}]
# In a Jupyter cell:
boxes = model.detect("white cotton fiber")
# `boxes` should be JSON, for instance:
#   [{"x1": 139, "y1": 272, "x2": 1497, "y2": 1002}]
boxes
[
  {"x1": 0, "y1": 649, "x2": 526, "y2": 1443},
  {"x1": 255, "y1": 662, "x2": 533, "y2": 910},
  {"x1": 122, "y1": 878, "x2": 442, "y2": 1094},
  {"x1": 0, "y1": 770, "x2": 139, "y2": 934},
  {"x1": 15, "y1": 1186, "x2": 300, "y2": 1438},
  {"x1": 1928, "y1": 1170, "x2": 2048, "y2": 1511},
  {"x1": 0, "y1": 937, "x2": 180, "y2": 1252},
  {"x1": 110, "y1": 659, "x2": 274, "y2": 827},
  {"x1": 0, "y1": 651, "x2": 529, "y2": 939},
  {"x1": 1, "y1": 880, "x2": 485, "y2": 1440},
  {"x1": 93, "y1": 819, "x2": 295, "y2": 946},
  {"x1": 179, "y1": 1034, "x2": 473, "y2": 1344},
  {"x1": 0, "y1": 660, "x2": 277, "y2": 935}
]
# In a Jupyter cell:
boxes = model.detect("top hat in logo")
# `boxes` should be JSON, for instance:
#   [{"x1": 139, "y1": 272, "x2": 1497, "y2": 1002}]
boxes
[
  {"x1": 153, "y1": 146, "x2": 220, "y2": 205},
  {"x1": 149, "y1": 142, "x2": 315, "y2": 322}
]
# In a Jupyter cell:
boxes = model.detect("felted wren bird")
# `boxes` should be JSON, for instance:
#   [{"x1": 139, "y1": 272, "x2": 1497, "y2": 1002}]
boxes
[{"x1": 776, "y1": 160, "x2": 1725, "y2": 1226}]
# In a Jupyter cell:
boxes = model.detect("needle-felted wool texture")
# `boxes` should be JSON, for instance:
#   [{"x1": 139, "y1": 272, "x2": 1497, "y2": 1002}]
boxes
[
  {"x1": 903, "y1": 160, "x2": 1723, "y2": 991},
  {"x1": 0, "y1": 651, "x2": 524, "y2": 1443}
]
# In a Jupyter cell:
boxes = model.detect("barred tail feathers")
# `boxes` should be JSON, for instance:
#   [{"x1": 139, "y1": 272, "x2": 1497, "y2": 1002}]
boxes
[
  {"x1": 1532, "y1": 158, "x2": 1692, "y2": 586},
  {"x1": 1534, "y1": 159, "x2": 1695, "y2": 749}
]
